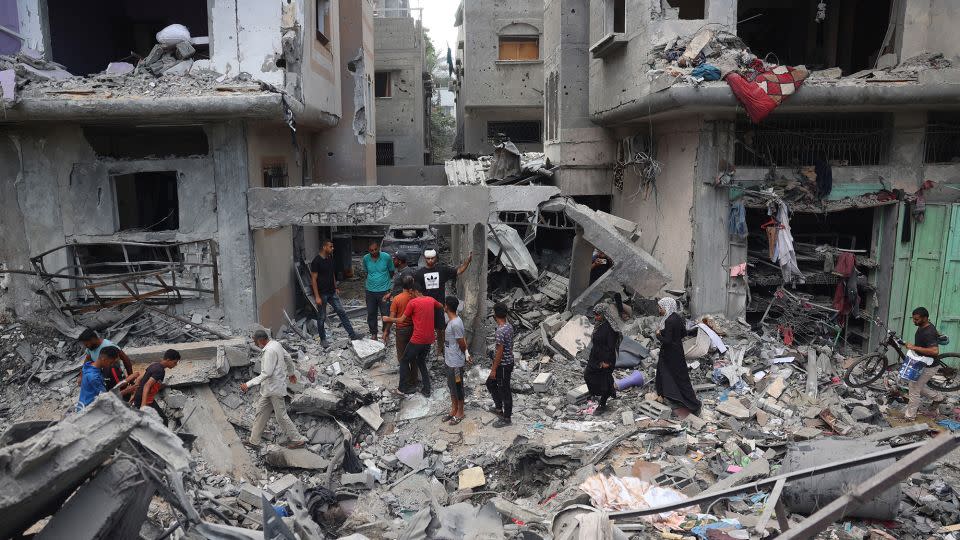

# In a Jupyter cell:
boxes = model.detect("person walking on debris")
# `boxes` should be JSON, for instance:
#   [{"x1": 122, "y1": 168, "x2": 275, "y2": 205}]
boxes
[
  {"x1": 78, "y1": 329, "x2": 134, "y2": 390},
  {"x1": 486, "y1": 302, "x2": 515, "y2": 428},
  {"x1": 390, "y1": 252, "x2": 417, "y2": 297},
  {"x1": 902, "y1": 306, "x2": 945, "y2": 419},
  {"x1": 241, "y1": 330, "x2": 307, "y2": 449},
  {"x1": 383, "y1": 285, "x2": 444, "y2": 397},
  {"x1": 383, "y1": 275, "x2": 418, "y2": 390},
  {"x1": 655, "y1": 297, "x2": 702, "y2": 414},
  {"x1": 76, "y1": 346, "x2": 137, "y2": 412},
  {"x1": 311, "y1": 239, "x2": 360, "y2": 347},
  {"x1": 416, "y1": 249, "x2": 473, "y2": 359},
  {"x1": 363, "y1": 241, "x2": 395, "y2": 340},
  {"x1": 585, "y1": 302, "x2": 623, "y2": 415},
  {"x1": 443, "y1": 296, "x2": 469, "y2": 425},
  {"x1": 130, "y1": 349, "x2": 181, "y2": 424}
]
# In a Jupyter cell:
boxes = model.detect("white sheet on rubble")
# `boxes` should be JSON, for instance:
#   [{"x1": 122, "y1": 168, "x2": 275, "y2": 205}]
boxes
[
  {"x1": 579, "y1": 474, "x2": 695, "y2": 529},
  {"x1": 487, "y1": 223, "x2": 538, "y2": 278}
]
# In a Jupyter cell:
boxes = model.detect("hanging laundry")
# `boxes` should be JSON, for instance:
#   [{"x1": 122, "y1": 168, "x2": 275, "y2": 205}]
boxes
[
  {"x1": 728, "y1": 200, "x2": 748, "y2": 240},
  {"x1": 724, "y1": 64, "x2": 809, "y2": 123},
  {"x1": 832, "y1": 252, "x2": 856, "y2": 278},
  {"x1": 822, "y1": 251, "x2": 835, "y2": 273},
  {"x1": 813, "y1": 159, "x2": 833, "y2": 199},
  {"x1": 770, "y1": 200, "x2": 804, "y2": 284}
]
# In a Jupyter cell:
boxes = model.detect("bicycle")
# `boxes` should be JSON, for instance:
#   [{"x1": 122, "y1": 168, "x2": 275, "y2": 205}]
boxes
[{"x1": 843, "y1": 320, "x2": 960, "y2": 392}]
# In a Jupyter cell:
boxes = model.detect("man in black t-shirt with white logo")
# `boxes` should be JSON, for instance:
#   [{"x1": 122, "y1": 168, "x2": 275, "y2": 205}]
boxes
[
  {"x1": 310, "y1": 240, "x2": 360, "y2": 347},
  {"x1": 415, "y1": 249, "x2": 473, "y2": 358},
  {"x1": 903, "y1": 306, "x2": 944, "y2": 419}
]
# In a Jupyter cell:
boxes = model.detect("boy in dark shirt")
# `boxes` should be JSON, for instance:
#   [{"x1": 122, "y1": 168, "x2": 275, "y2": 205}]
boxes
[
  {"x1": 132, "y1": 349, "x2": 181, "y2": 424},
  {"x1": 486, "y1": 303, "x2": 515, "y2": 428},
  {"x1": 310, "y1": 239, "x2": 360, "y2": 346},
  {"x1": 903, "y1": 306, "x2": 944, "y2": 419}
]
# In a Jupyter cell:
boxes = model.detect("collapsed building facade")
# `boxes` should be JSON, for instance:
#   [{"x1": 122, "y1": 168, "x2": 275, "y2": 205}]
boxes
[
  {"x1": 445, "y1": 0, "x2": 960, "y2": 352},
  {"x1": 0, "y1": 0, "x2": 382, "y2": 332}
]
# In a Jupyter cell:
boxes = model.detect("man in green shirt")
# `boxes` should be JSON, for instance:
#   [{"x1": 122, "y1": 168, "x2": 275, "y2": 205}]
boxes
[{"x1": 363, "y1": 241, "x2": 395, "y2": 340}]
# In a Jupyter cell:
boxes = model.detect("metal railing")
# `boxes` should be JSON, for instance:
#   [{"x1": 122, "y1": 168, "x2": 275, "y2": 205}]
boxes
[{"x1": 735, "y1": 113, "x2": 892, "y2": 167}]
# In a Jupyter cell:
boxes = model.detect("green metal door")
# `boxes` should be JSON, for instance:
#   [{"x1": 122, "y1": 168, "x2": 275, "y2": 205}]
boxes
[
  {"x1": 937, "y1": 206, "x2": 960, "y2": 364},
  {"x1": 901, "y1": 205, "x2": 950, "y2": 337}
]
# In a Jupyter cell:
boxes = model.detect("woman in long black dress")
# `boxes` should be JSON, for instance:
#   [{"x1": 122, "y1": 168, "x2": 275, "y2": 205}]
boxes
[
  {"x1": 655, "y1": 297, "x2": 702, "y2": 413},
  {"x1": 585, "y1": 302, "x2": 622, "y2": 415}
]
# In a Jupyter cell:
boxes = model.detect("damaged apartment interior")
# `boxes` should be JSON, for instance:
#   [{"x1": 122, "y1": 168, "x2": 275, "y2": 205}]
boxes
[{"x1": 1, "y1": 0, "x2": 960, "y2": 539}]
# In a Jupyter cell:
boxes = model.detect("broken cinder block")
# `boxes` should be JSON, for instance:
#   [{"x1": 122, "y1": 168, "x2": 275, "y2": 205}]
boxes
[
  {"x1": 636, "y1": 399, "x2": 672, "y2": 420},
  {"x1": 566, "y1": 384, "x2": 590, "y2": 404},
  {"x1": 533, "y1": 372, "x2": 553, "y2": 393},
  {"x1": 175, "y1": 41, "x2": 196, "y2": 60},
  {"x1": 265, "y1": 474, "x2": 299, "y2": 499},
  {"x1": 238, "y1": 483, "x2": 266, "y2": 507}
]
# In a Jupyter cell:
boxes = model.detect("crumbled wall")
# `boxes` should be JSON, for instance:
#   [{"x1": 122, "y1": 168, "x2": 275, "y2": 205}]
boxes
[{"x1": 374, "y1": 15, "x2": 426, "y2": 166}]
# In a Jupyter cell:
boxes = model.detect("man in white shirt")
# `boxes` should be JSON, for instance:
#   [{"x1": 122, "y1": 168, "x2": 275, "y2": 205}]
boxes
[{"x1": 240, "y1": 330, "x2": 307, "y2": 449}]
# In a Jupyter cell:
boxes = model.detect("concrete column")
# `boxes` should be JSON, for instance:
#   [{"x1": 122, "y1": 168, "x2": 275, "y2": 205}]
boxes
[
  {"x1": 567, "y1": 227, "x2": 594, "y2": 311},
  {"x1": 458, "y1": 223, "x2": 488, "y2": 356},
  {"x1": 209, "y1": 121, "x2": 258, "y2": 328}
]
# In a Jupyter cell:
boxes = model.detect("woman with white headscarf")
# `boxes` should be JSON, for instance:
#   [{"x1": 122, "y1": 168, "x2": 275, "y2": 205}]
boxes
[
  {"x1": 655, "y1": 297, "x2": 702, "y2": 413},
  {"x1": 584, "y1": 302, "x2": 623, "y2": 415}
]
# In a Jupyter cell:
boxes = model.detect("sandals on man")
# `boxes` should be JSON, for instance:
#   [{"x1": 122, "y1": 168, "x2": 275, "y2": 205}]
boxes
[
  {"x1": 448, "y1": 416, "x2": 465, "y2": 425},
  {"x1": 441, "y1": 414, "x2": 455, "y2": 422}
]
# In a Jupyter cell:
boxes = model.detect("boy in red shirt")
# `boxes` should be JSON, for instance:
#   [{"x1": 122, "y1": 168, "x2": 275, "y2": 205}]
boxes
[{"x1": 383, "y1": 285, "x2": 442, "y2": 397}]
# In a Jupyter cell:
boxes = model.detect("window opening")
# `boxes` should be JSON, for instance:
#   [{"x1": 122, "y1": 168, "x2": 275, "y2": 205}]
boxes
[
  {"x1": 487, "y1": 121, "x2": 542, "y2": 144},
  {"x1": 613, "y1": 0, "x2": 626, "y2": 32},
  {"x1": 46, "y1": 0, "x2": 209, "y2": 76},
  {"x1": 113, "y1": 171, "x2": 180, "y2": 232},
  {"x1": 376, "y1": 142, "x2": 396, "y2": 166},
  {"x1": 734, "y1": 114, "x2": 891, "y2": 167},
  {"x1": 316, "y1": 0, "x2": 331, "y2": 45},
  {"x1": 84, "y1": 126, "x2": 209, "y2": 159},
  {"x1": 498, "y1": 37, "x2": 539, "y2": 61},
  {"x1": 263, "y1": 161, "x2": 289, "y2": 188},
  {"x1": 664, "y1": 0, "x2": 705, "y2": 19},
  {"x1": 924, "y1": 112, "x2": 960, "y2": 164},
  {"x1": 375, "y1": 71, "x2": 393, "y2": 98}
]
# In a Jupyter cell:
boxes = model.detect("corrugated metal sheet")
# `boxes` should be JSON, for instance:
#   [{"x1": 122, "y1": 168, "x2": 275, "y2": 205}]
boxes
[{"x1": 444, "y1": 159, "x2": 487, "y2": 186}]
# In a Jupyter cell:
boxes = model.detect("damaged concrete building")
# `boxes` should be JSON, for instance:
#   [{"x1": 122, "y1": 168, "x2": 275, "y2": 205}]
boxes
[
  {"x1": 0, "y1": 0, "x2": 380, "y2": 331},
  {"x1": 452, "y1": 0, "x2": 545, "y2": 156},
  {"x1": 534, "y1": 0, "x2": 960, "y2": 350}
]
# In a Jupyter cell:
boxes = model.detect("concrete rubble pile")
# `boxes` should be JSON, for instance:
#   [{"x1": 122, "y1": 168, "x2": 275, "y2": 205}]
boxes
[{"x1": 2, "y1": 223, "x2": 960, "y2": 539}]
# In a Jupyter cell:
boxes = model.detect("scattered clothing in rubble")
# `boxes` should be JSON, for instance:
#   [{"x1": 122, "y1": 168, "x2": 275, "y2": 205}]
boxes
[
  {"x1": 585, "y1": 304, "x2": 622, "y2": 412},
  {"x1": 724, "y1": 63, "x2": 809, "y2": 123},
  {"x1": 770, "y1": 200, "x2": 804, "y2": 285},
  {"x1": 728, "y1": 201, "x2": 748, "y2": 240},
  {"x1": 696, "y1": 322, "x2": 728, "y2": 354},
  {"x1": 655, "y1": 300, "x2": 702, "y2": 413},
  {"x1": 691, "y1": 63, "x2": 722, "y2": 81}
]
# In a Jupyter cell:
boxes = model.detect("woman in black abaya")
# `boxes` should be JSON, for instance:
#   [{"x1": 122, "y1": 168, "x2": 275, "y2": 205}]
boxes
[{"x1": 655, "y1": 297, "x2": 702, "y2": 413}]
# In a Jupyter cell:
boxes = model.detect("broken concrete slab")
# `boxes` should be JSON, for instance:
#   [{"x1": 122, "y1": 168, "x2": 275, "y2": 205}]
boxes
[
  {"x1": 265, "y1": 474, "x2": 299, "y2": 499},
  {"x1": 125, "y1": 338, "x2": 246, "y2": 387},
  {"x1": 636, "y1": 400, "x2": 672, "y2": 420},
  {"x1": 265, "y1": 446, "x2": 329, "y2": 470},
  {"x1": 397, "y1": 394, "x2": 432, "y2": 420},
  {"x1": 36, "y1": 458, "x2": 156, "y2": 540},
  {"x1": 104, "y1": 62, "x2": 134, "y2": 75},
  {"x1": 341, "y1": 470, "x2": 375, "y2": 489},
  {"x1": 458, "y1": 466, "x2": 486, "y2": 490},
  {"x1": 356, "y1": 402, "x2": 383, "y2": 431},
  {"x1": 181, "y1": 385, "x2": 258, "y2": 480},
  {"x1": 351, "y1": 339, "x2": 386, "y2": 368},
  {"x1": 175, "y1": 40, "x2": 196, "y2": 60},
  {"x1": 289, "y1": 386, "x2": 341, "y2": 414},
  {"x1": 0, "y1": 393, "x2": 139, "y2": 539},
  {"x1": 396, "y1": 443, "x2": 426, "y2": 470},
  {"x1": 553, "y1": 315, "x2": 594, "y2": 358},
  {"x1": 717, "y1": 398, "x2": 751, "y2": 419},
  {"x1": 704, "y1": 457, "x2": 770, "y2": 495}
]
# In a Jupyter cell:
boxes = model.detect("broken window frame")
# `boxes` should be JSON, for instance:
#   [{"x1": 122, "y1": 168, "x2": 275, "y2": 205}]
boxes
[
  {"x1": 487, "y1": 121, "x2": 543, "y2": 144},
  {"x1": 112, "y1": 171, "x2": 181, "y2": 233},
  {"x1": 262, "y1": 159, "x2": 289, "y2": 188},
  {"x1": 497, "y1": 36, "x2": 540, "y2": 62},
  {"x1": 603, "y1": 0, "x2": 626, "y2": 35},
  {"x1": 376, "y1": 141, "x2": 396, "y2": 166},
  {"x1": 316, "y1": 0, "x2": 332, "y2": 46},
  {"x1": 374, "y1": 71, "x2": 393, "y2": 98},
  {"x1": 923, "y1": 111, "x2": 960, "y2": 164},
  {"x1": 663, "y1": 0, "x2": 706, "y2": 20},
  {"x1": 29, "y1": 240, "x2": 220, "y2": 314}
]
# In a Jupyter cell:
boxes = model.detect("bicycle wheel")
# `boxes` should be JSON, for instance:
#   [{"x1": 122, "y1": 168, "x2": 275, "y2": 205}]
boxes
[
  {"x1": 927, "y1": 353, "x2": 960, "y2": 392},
  {"x1": 843, "y1": 353, "x2": 887, "y2": 388}
]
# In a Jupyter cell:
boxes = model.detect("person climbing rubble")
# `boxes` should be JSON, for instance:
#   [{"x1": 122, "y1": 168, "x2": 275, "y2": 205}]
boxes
[
  {"x1": 902, "y1": 307, "x2": 945, "y2": 419},
  {"x1": 415, "y1": 248, "x2": 473, "y2": 359},
  {"x1": 585, "y1": 302, "x2": 623, "y2": 415},
  {"x1": 78, "y1": 328, "x2": 134, "y2": 390},
  {"x1": 130, "y1": 348, "x2": 181, "y2": 424},
  {"x1": 655, "y1": 297, "x2": 702, "y2": 415},
  {"x1": 443, "y1": 296, "x2": 468, "y2": 426},
  {"x1": 241, "y1": 329, "x2": 307, "y2": 449},
  {"x1": 486, "y1": 302, "x2": 515, "y2": 428}
]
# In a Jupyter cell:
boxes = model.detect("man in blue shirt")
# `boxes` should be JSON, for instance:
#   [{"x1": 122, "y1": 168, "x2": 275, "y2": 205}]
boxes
[
  {"x1": 363, "y1": 241, "x2": 395, "y2": 340},
  {"x1": 78, "y1": 328, "x2": 133, "y2": 390},
  {"x1": 76, "y1": 346, "x2": 136, "y2": 412}
]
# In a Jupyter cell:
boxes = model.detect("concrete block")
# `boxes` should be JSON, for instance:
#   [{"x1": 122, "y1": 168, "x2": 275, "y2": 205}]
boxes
[
  {"x1": 175, "y1": 40, "x2": 196, "y2": 60},
  {"x1": 682, "y1": 413, "x2": 706, "y2": 431},
  {"x1": 621, "y1": 410, "x2": 635, "y2": 426},
  {"x1": 380, "y1": 454, "x2": 400, "y2": 469},
  {"x1": 636, "y1": 400, "x2": 672, "y2": 420},
  {"x1": 716, "y1": 399, "x2": 751, "y2": 419},
  {"x1": 356, "y1": 403, "x2": 383, "y2": 430},
  {"x1": 532, "y1": 372, "x2": 553, "y2": 393},
  {"x1": 458, "y1": 467, "x2": 486, "y2": 490},
  {"x1": 238, "y1": 483, "x2": 266, "y2": 507},
  {"x1": 341, "y1": 471, "x2": 375, "y2": 489},
  {"x1": 265, "y1": 474, "x2": 299, "y2": 499},
  {"x1": 264, "y1": 447, "x2": 329, "y2": 470},
  {"x1": 289, "y1": 386, "x2": 341, "y2": 414},
  {"x1": 566, "y1": 384, "x2": 590, "y2": 403},
  {"x1": 351, "y1": 339, "x2": 386, "y2": 368}
]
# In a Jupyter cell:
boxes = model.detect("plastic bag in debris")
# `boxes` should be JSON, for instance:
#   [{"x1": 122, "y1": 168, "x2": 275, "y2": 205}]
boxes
[
  {"x1": 157, "y1": 24, "x2": 191, "y2": 46},
  {"x1": 579, "y1": 474, "x2": 694, "y2": 529}
]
